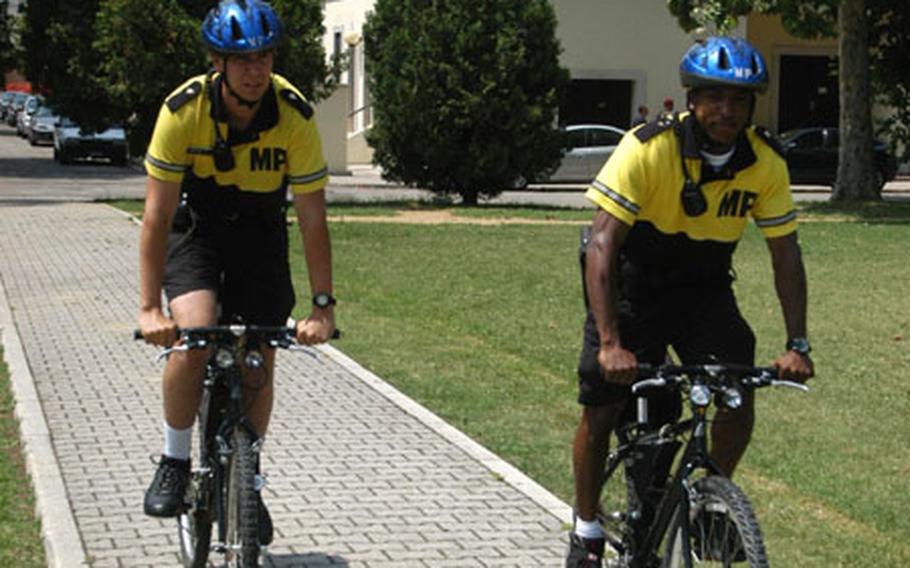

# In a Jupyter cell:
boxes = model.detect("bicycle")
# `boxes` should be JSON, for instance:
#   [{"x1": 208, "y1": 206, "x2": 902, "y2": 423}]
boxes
[
  {"x1": 592, "y1": 363, "x2": 809, "y2": 568},
  {"x1": 136, "y1": 324, "x2": 325, "y2": 568}
]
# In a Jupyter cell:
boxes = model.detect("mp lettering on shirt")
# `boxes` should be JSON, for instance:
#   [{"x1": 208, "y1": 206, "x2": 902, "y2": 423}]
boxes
[
  {"x1": 250, "y1": 147, "x2": 288, "y2": 172},
  {"x1": 717, "y1": 189, "x2": 758, "y2": 218}
]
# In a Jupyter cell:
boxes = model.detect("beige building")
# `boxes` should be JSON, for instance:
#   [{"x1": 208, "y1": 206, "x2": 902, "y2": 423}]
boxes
[{"x1": 319, "y1": 2, "x2": 848, "y2": 167}]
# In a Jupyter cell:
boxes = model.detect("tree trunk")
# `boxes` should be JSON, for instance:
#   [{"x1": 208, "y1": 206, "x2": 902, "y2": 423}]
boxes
[{"x1": 832, "y1": 0, "x2": 879, "y2": 201}]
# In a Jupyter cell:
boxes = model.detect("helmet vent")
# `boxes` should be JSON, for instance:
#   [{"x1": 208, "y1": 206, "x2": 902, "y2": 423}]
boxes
[
  {"x1": 260, "y1": 13, "x2": 270, "y2": 35},
  {"x1": 751, "y1": 54, "x2": 760, "y2": 74},
  {"x1": 230, "y1": 16, "x2": 244, "y2": 41},
  {"x1": 718, "y1": 48, "x2": 730, "y2": 70}
]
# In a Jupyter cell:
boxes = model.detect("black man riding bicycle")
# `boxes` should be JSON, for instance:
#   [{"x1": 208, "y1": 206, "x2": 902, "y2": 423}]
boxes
[
  {"x1": 567, "y1": 36, "x2": 814, "y2": 568},
  {"x1": 137, "y1": 0, "x2": 336, "y2": 548}
]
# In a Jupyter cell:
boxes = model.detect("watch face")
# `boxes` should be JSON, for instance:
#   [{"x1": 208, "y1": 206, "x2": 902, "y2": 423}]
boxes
[{"x1": 313, "y1": 293, "x2": 335, "y2": 308}]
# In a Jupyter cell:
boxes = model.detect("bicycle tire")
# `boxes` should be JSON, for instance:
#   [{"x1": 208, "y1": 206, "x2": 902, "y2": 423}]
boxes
[
  {"x1": 177, "y1": 387, "x2": 217, "y2": 568},
  {"x1": 224, "y1": 427, "x2": 259, "y2": 568},
  {"x1": 661, "y1": 475, "x2": 768, "y2": 568}
]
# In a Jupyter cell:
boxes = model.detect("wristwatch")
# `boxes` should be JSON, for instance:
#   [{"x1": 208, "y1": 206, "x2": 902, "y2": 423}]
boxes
[
  {"x1": 786, "y1": 337, "x2": 811, "y2": 356},
  {"x1": 312, "y1": 293, "x2": 337, "y2": 309}
]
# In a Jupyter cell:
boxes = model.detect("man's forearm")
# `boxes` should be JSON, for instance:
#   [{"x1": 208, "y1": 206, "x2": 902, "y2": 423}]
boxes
[
  {"x1": 769, "y1": 234, "x2": 808, "y2": 338},
  {"x1": 301, "y1": 217, "x2": 333, "y2": 295}
]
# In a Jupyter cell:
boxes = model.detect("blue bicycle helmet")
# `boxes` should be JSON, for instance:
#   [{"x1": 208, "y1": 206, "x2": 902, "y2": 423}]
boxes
[
  {"x1": 680, "y1": 37, "x2": 768, "y2": 93},
  {"x1": 202, "y1": 0, "x2": 282, "y2": 55}
]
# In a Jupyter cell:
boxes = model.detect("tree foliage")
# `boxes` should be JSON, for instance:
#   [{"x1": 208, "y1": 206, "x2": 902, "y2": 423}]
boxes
[
  {"x1": 364, "y1": 0, "x2": 569, "y2": 205},
  {"x1": 0, "y1": 1, "x2": 14, "y2": 83},
  {"x1": 668, "y1": 0, "x2": 910, "y2": 201},
  {"x1": 18, "y1": 0, "x2": 340, "y2": 155}
]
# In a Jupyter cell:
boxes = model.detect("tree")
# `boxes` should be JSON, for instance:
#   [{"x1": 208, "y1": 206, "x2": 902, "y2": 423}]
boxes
[
  {"x1": 19, "y1": 0, "x2": 340, "y2": 156},
  {"x1": 94, "y1": 0, "x2": 204, "y2": 155},
  {"x1": 0, "y1": 1, "x2": 14, "y2": 85},
  {"x1": 834, "y1": 0, "x2": 876, "y2": 201},
  {"x1": 667, "y1": 0, "x2": 901, "y2": 202},
  {"x1": 19, "y1": 0, "x2": 119, "y2": 132},
  {"x1": 364, "y1": 0, "x2": 568, "y2": 205}
]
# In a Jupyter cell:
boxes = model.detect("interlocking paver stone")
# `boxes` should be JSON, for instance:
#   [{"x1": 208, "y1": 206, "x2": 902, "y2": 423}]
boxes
[{"x1": 0, "y1": 202, "x2": 570, "y2": 567}]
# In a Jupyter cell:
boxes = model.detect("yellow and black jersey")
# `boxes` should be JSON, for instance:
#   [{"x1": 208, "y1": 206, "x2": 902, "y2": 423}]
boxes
[
  {"x1": 145, "y1": 73, "x2": 328, "y2": 196},
  {"x1": 585, "y1": 112, "x2": 796, "y2": 292}
]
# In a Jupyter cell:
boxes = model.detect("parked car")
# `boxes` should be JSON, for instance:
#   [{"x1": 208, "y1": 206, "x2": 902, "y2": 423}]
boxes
[
  {"x1": 27, "y1": 106, "x2": 59, "y2": 146},
  {"x1": 53, "y1": 118, "x2": 129, "y2": 166},
  {"x1": 16, "y1": 95, "x2": 44, "y2": 137},
  {"x1": 0, "y1": 91, "x2": 14, "y2": 120},
  {"x1": 514, "y1": 124, "x2": 626, "y2": 187},
  {"x1": 4, "y1": 92, "x2": 29, "y2": 126},
  {"x1": 779, "y1": 127, "x2": 898, "y2": 190}
]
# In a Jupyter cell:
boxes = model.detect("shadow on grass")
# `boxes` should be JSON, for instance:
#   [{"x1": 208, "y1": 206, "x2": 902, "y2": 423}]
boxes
[{"x1": 798, "y1": 200, "x2": 910, "y2": 224}]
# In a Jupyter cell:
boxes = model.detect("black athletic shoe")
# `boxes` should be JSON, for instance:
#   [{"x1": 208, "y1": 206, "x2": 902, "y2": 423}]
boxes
[
  {"x1": 566, "y1": 533, "x2": 604, "y2": 568},
  {"x1": 143, "y1": 455, "x2": 190, "y2": 517},
  {"x1": 258, "y1": 491, "x2": 273, "y2": 545}
]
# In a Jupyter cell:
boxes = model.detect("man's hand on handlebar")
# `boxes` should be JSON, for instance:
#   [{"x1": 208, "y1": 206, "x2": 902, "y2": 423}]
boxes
[
  {"x1": 137, "y1": 308, "x2": 178, "y2": 347},
  {"x1": 773, "y1": 350, "x2": 814, "y2": 383},
  {"x1": 598, "y1": 344, "x2": 639, "y2": 385},
  {"x1": 296, "y1": 311, "x2": 336, "y2": 345}
]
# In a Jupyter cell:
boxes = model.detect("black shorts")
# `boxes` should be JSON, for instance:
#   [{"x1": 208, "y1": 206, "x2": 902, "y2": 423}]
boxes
[
  {"x1": 163, "y1": 209, "x2": 295, "y2": 326},
  {"x1": 577, "y1": 288, "x2": 755, "y2": 414}
]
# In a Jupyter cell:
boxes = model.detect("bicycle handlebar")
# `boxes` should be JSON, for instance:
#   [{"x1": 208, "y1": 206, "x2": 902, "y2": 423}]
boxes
[
  {"x1": 134, "y1": 324, "x2": 341, "y2": 362},
  {"x1": 631, "y1": 363, "x2": 809, "y2": 395},
  {"x1": 133, "y1": 324, "x2": 342, "y2": 343}
]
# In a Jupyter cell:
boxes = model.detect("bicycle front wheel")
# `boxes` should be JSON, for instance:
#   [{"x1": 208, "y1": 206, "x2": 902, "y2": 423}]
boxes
[
  {"x1": 661, "y1": 475, "x2": 768, "y2": 567},
  {"x1": 177, "y1": 389, "x2": 218, "y2": 568},
  {"x1": 224, "y1": 427, "x2": 259, "y2": 568}
]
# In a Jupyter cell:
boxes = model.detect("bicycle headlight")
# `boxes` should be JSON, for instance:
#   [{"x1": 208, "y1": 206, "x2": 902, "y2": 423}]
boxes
[
  {"x1": 690, "y1": 384, "x2": 711, "y2": 407},
  {"x1": 245, "y1": 350, "x2": 264, "y2": 369},
  {"x1": 215, "y1": 348, "x2": 235, "y2": 368},
  {"x1": 722, "y1": 388, "x2": 743, "y2": 409}
]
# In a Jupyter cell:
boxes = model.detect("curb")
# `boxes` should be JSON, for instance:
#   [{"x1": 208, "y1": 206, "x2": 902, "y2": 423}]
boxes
[
  {"x1": 316, "y1": 343, "x2": 574, "y2": 527},
  {"x1": 0, "y1": 275, "x2": 88, "y2": 567}
]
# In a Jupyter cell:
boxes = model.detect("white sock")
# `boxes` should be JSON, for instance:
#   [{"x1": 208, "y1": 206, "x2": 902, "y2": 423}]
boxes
[
  {"x1": 575, "y1": 516, "x2": 604, "y2": 540},
  {"x1": 163, "y1": 421, "x2": 192, "y2": 461}
]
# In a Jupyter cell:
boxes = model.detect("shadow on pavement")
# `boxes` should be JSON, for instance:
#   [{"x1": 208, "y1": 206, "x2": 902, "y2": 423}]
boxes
[
  {"x1": 266, "y1": 552, "x2": 350, "y2": 567},
  {"x1": 0, "y1": 156, "x2": 142, "y2": 179}
]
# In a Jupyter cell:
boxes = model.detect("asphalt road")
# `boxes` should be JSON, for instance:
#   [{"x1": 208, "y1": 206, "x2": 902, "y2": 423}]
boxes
[{"x1": 2, "y1": 123, "x2": 907, "y2": 206}]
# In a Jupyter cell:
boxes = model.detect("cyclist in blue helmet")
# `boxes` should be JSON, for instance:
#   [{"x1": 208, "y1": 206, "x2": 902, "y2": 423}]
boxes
[
  {"x1": 566, "y1": 37, "x2": 812, "y2": 567},
  {"x1": 139, "y1": 0, "x2": 336, "y2": 547}
]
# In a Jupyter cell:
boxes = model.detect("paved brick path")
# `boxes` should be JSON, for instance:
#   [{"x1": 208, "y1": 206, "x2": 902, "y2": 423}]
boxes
[{"x1": 0, "y1": 202, "x2": 571, "y2": 567}]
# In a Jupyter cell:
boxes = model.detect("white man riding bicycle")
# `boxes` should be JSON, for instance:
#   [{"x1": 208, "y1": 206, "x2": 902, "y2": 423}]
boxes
[
  {"x1": 137, "y1": 0, "x2": 336, "y2": 544},
  {"x1": 567, "y1": 36, "x2": 814, "y2": 567}
]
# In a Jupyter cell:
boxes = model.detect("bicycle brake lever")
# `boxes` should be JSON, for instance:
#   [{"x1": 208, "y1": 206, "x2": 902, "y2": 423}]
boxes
[
  {"x1": 771, "y1": 379, "x2": 810, "y2": 392},
  {"x1": 286, "y1": 344, "x2": 319, "y2": 359},
  {"x1": 631, "y1": 377, "x2": 667, "y2": 394},
  {"x1": 155, "y1": 344, "x2": 189, "y2": 362}
]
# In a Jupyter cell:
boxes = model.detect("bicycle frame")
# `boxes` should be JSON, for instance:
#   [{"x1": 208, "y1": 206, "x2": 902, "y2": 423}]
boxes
[
  {"x1": 599, "y1": 364, "x2": 808, "y2": 568},
  {"x1": 604, "y1": 403, "x2": 718, "y2": 566}
]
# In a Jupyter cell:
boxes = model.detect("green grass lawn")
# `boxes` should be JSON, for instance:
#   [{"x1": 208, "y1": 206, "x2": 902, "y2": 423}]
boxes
[
  {"x1": 113, "y1": 198, "x2": 910, "y2": 565},
  {"x1": 0, "y1": 351, "x2": 46, "y2": 566}
]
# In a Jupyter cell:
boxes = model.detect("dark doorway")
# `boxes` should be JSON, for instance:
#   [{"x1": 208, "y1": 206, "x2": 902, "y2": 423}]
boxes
[
  {"x1": 561, "y1": 79, "x2": 633, "y2": 128},
  {"x1": 778, "y1": 55, "x2": 839, "y2": 133}
]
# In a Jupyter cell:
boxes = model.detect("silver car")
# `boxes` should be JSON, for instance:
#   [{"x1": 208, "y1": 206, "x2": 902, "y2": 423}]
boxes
[
  {"x1": 28, "y1": 106, "x2": 59, "y2": 146},
  {"x1": 547, "y1": 124, "x2": 626, "y2": 182},
  {"x1": 16, "y1": 95, "x2": 44, "y2": 137},
  {"x1": 53, "y1": 117, "x2": 129, "y2": 166}
]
